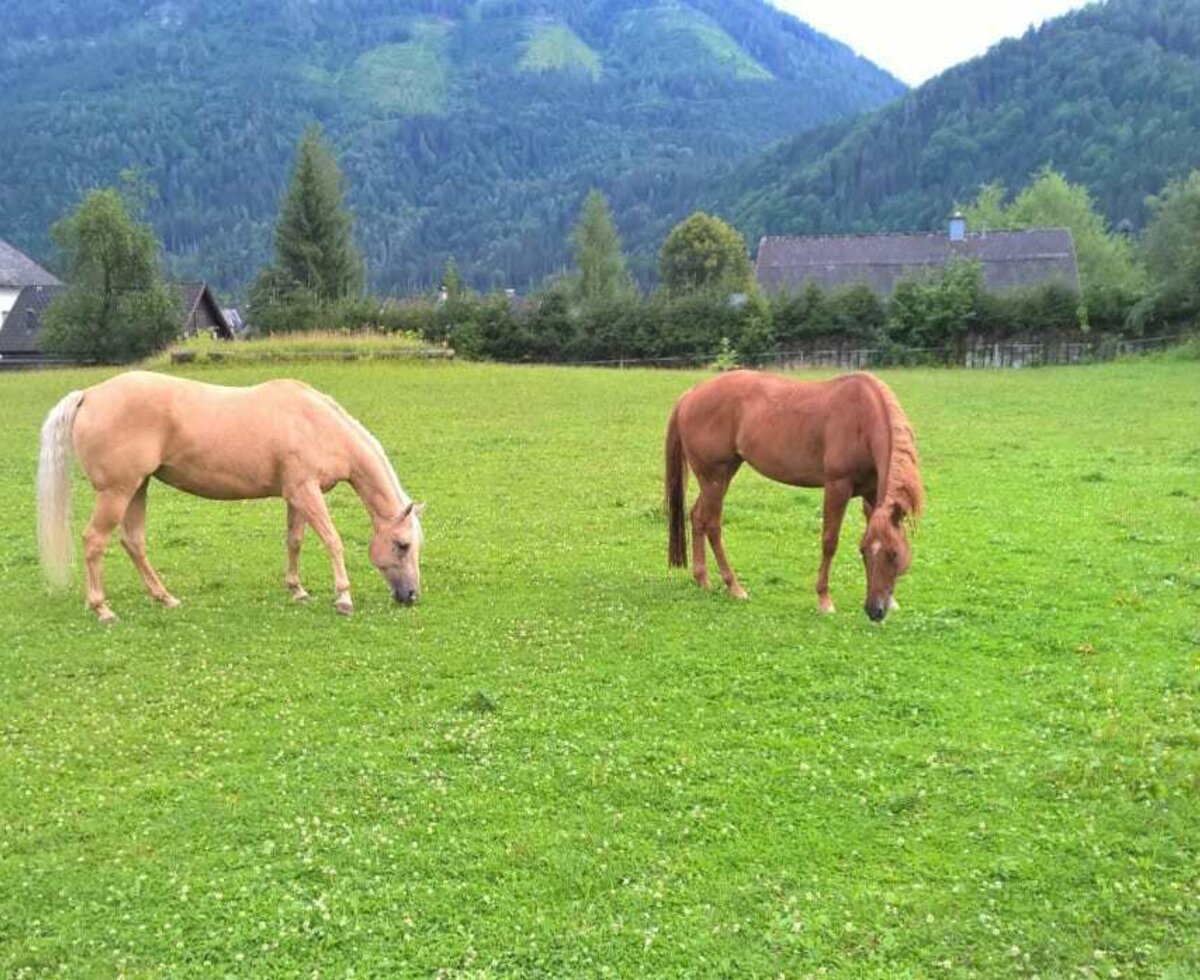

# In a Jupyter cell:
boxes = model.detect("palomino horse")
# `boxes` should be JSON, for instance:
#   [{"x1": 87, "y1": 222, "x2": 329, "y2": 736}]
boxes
[
  {"x1": 37, "y1": 371, "x2": 425, "y2": 622},
  {"x1": 665, "y1": 370, "x2": 924, "y2": 621}
]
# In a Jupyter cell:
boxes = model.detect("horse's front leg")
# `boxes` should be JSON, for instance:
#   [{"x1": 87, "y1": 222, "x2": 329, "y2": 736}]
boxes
[
  {"x1": 284, "y1": 503, "x2": 310, "y2": 602},
  {"x1": 287, "y1": 483, "x2": 353, "y2": 615},
  {"x1": 815, "y1": 480, "x2": 852, "y2": 614}
]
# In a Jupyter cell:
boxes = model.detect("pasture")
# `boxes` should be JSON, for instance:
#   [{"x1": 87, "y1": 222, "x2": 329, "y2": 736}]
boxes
[{"x1": 1, "y1": 358, "x2": 1197, "y2": 978}]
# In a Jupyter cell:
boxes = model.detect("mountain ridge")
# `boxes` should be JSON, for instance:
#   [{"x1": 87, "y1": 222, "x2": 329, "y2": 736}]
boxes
[
  {"x1": 724, "y1": 0, "x2": 1200, "y2": 246},
  {"x1": 0, "y1": 0, "x2": 904, "y2": 292}
]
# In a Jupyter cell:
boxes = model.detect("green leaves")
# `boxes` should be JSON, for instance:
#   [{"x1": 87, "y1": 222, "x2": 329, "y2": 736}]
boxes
[
  {"x1": 658, "y1": 212, "x2": 754, "y2": 297},
  {"x1": 41, "y1": 188, "x2": 180, "y2": 363}
]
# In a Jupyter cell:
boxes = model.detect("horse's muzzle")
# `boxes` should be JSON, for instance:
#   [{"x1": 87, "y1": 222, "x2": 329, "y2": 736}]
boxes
[
  {"x1": 393, "y1": 587, "x2": 419, "y2": 606},
  {"x1": 864, "y1": 598, "x2": 887, "y2": 622}
]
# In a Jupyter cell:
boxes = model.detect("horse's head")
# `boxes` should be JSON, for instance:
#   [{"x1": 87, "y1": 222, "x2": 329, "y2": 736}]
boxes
[
  {"x1": 369, "y1": 501, "x2": 426, "y2": 606},
  {"x1": 859, "y1": 502, "x2": 912, "y2": 622}
]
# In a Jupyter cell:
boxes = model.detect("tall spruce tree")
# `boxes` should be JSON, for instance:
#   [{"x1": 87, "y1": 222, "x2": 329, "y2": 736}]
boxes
[
  {"x1": 570, "y1": 189, "x2": 632, "y2": 305},
  {"x1": 272, "y1": 125, "x2": 364, "y2": 300}
]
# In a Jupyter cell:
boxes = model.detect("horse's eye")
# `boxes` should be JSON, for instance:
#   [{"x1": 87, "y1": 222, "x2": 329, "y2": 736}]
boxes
[{"x1": 395, "y1": 541, "x2": 410, "y2": 554}]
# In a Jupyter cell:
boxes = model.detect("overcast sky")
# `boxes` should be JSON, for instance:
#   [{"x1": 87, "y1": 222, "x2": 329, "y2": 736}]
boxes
[{"x1": 772, "y1": 1, "x2": 1091, "y2": 86}]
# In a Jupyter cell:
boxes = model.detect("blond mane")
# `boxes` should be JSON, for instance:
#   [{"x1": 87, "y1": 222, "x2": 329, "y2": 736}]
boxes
[{"x1": 319, "y1": 393, "x2": 422, "y2": 537}]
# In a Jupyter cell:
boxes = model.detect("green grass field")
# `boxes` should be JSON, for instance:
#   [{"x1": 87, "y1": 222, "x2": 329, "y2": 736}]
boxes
[{"x1": 1, "y1": 359, "x2": 1197, "y2": 978}]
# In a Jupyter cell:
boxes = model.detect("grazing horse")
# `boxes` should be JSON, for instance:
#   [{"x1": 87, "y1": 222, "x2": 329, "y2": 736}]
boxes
[
  {"x1": 37, "y1": 371, "x2": 425, "y2": 623},
  {"x1": 665, "y1": 370, "x2": 924, "y2": 621}
]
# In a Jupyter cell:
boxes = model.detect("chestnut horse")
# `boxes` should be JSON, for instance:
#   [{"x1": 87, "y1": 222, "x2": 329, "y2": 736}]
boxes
[
  {"x1": 37, "y1": 371, "x2": 425, "y2": 623},
  {"x1": 665, "y1": 370, "x2": 924, "y2": 621}
]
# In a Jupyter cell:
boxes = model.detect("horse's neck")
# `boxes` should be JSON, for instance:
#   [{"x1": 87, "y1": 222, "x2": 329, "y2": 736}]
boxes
[
  {"x1": 348, "y1": 440, "x2": 406, "y2": 526},
  {"x1": 864, "y1": 383, "x2": 893, "y2": 509}
]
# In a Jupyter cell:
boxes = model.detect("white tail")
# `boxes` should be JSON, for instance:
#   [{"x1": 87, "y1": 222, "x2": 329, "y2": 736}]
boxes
[{"x1": 37, "y1": 390, "x2": 85, "y2": 589}]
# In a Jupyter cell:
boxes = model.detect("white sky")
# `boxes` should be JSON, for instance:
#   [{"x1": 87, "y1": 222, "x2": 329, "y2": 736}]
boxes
[{"x1": 772, "y1": 1, "x2": 1091, "y2": 85}]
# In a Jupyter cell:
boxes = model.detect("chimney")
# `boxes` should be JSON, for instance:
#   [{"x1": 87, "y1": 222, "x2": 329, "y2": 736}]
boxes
[{"x1": 948, "y1": 211, "x2": 967, "y2": 242}]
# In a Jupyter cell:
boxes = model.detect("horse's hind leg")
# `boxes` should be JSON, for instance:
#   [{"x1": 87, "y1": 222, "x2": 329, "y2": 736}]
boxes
[
  {"x1": 816, "y1": 480, "x2": 852, "y2": 614},
  {"x1": 83, "y1": 488, "x2": 136, "y2": 623},
  {"x1": 284, "y1": 503, "x2": 310, "y2": 601},
  {"x1": 120, "y1": 481, "x2": 180, "y2": 608},
  {"x1": 694, "y1": 466, "x2": 747, "y2": 600},
  {"x1": 287, "y1": 482, "x2": 353, "y2": 615}
]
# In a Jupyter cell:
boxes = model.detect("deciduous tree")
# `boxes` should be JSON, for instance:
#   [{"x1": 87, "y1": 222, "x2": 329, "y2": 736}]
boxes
[
  {"x1": 658, "y1": 212, "x2": 754, "y2": 296},
  {"x1": 41, "y1": 186, "x2": 180, "y2": 362}
]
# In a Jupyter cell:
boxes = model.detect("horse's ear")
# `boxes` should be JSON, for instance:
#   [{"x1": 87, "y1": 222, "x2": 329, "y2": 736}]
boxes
[
  {"x1": 399, "y1": 501, "x2": 414, "y2": 521},
  {"x1": 413, "y1": 502, "x2": 427, "y2": 517}
]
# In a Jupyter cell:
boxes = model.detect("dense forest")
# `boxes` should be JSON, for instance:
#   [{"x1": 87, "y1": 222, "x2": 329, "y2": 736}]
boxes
[
  {"x1": 726, "y1": 0, "x2": 1200, "y2": 242},
  {"x1": 0, "y1": 0, "x2": 901, "y2": 294}
]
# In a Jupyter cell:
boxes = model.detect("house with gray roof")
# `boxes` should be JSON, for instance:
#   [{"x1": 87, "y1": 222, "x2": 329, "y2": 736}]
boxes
[
  {"x1": 1, "y1": 238, "x2": 61, "y2": 319},
  {"x1": 0, "y1": 240, "x2": 233, "y2": 363},
  {"x1": 755, "y1": 217, "x2": 1081, "y2": 298},
  {"x1": 0, "y1": 240, "x2": 67, "y2": 363}
]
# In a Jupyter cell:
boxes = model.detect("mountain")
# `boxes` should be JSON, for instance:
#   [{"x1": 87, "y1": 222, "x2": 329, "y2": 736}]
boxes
[
  {"x1": 0, "y1": 0, "x2": 903, "y2": 294},
  {"x1": 727, "y1": 0, "x2": 1200, "y2": 243}
]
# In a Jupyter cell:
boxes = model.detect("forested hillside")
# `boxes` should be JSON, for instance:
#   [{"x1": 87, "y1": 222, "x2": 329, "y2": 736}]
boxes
[
  {"x1": 0, "y1": 0, "x2": 902, "y2": 293},
  {"x1": 728, "y1": 0, "x2": 1200, "y2": 242}
]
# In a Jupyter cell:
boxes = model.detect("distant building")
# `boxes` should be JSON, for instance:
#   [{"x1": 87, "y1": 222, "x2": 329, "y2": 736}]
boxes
[
  {"x1": 754, "y1": 218, "x2": 1081, "y2": 297},
  {"x1": 176, "y1": 281, "x2": 234, "y2": 339},
  {"x1": 0, "y1": 240, "x2": 66, "y2": 364},
  {"x1": 0, "y1": 244, "x2": 233, "y2": 363}
]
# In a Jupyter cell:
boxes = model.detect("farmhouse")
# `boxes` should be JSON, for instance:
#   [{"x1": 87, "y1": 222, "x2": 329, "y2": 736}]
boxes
[
  {"x1": 754, "y1": 216, "x2": 1081, "y2": 297},
  {"x1": 0, "y1": 240, "x2": 232, "y2": 364},
  {"x1": 0, "y1": 239, "x2": 67, "y2": 363}
]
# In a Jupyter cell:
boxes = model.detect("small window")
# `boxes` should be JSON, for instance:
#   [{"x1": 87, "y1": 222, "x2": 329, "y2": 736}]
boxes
[{"x1": 25, "y1": 309, "x2": 38, "y2": 332}]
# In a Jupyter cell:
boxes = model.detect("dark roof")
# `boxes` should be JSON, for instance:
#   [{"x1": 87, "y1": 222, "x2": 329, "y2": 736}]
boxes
[
  {"x1": 0, "y1": 280, "x2": 232, "y2": 358},
  {"x1": 755, "y1": 228, "x2": 1081, "y2": 296},
  {"x1": 175, "y1": 280, "x2": 233, "y2": 339},
  {"x1": 0, "y1": 284, "x2": 67, "y2": 355},
  {"x1": 0, "y1": 239, "x2": 61, "y2": 288}
]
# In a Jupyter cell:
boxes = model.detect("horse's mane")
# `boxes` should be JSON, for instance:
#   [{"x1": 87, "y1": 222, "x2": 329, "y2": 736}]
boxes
[
  {"x1": 319, "y1": 393, "x2": 422, "y2": 533},
  {"x1": 860, "y1": 374, "x2": 925, "y2": 523}
]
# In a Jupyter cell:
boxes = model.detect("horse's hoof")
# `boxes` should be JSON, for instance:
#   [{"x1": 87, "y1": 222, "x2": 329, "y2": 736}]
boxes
[
  {"x1": 161, "y1": 595, "x2": 181, "y2": 609},
  {"x1": 95, "y1": 608, "x2": 118, "y2": 625},
  {"x1": 334, "y1": 597, "x2": 354, "y2": 616},
  {"x1": 888, "y1": 596, "x2": 900, "y2": 612},
  {"x1": 290, "y1": 588, "x2": 311, "y2": 603},
  {"x1": 818, "y1": 597, "x2": 836, "y2": 614},
  {"x1": 694, "y1": 576, "x2": 712, "y2": 591},
  {"x1": 729, "y1": 585, "x2": 750, "y2": 600}
]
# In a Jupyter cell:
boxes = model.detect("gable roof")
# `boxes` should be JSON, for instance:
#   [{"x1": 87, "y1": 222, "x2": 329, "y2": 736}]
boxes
[
  {"x1": 755, "y1": 228, "x2": 1081, "y2": 296},
  {"x1": 0, "y1": 280, "x2": 232, "y2": 359},
  {"x1": 176, "y1": 280, "x2": 233, "y2": 339},
  {"x1": 0, "y1": 284, "x2": 68, "y2": 355},
  {"x1": 0, "y1": 239, "x2": 62, "y2": 288}
]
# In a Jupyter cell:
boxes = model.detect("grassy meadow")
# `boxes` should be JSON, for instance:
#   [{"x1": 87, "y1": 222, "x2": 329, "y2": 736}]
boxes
[{"x1": 1, "y1": 357, "x2": 1197, "y2": 978}]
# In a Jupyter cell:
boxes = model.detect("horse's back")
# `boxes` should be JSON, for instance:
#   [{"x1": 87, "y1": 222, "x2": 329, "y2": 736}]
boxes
[
  {"x1": 675, "y1": 370, "x2": 877, "y2": 487},
  {"x1": 73, "y1": 371, "x2": 343, "y2": 498}
]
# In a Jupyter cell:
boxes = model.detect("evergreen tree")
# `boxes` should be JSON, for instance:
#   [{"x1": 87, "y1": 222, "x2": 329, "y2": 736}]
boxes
[
  {"x1": 271, "y1": 125, "x2": 364, "y2": 301},
  {"x1": 570, "y1": 189, "x2": 632, "y2": 305},
  {"x1": 442, "y1": 257, "x2": 466, "y2": 301},
  {"x1": 658, "y1": 212, "x2": 754, "y2": 296},
  {"x1": 41, "y1": 186, "x2": 180, "y2": 362}
]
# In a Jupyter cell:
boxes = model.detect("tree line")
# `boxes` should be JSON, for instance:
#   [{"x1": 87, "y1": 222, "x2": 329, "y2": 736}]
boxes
[{"x1": 41, "y1": 127, "x2": 1200, "y2": 364}]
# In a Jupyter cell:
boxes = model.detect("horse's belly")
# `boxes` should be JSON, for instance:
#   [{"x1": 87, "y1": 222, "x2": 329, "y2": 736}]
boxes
[
  {"x1": 745, "y1": 454, "x2": 824, "y2": 488},
  {"x1": 155, "y1": 459, "x2": 279, "y2": 500}
]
